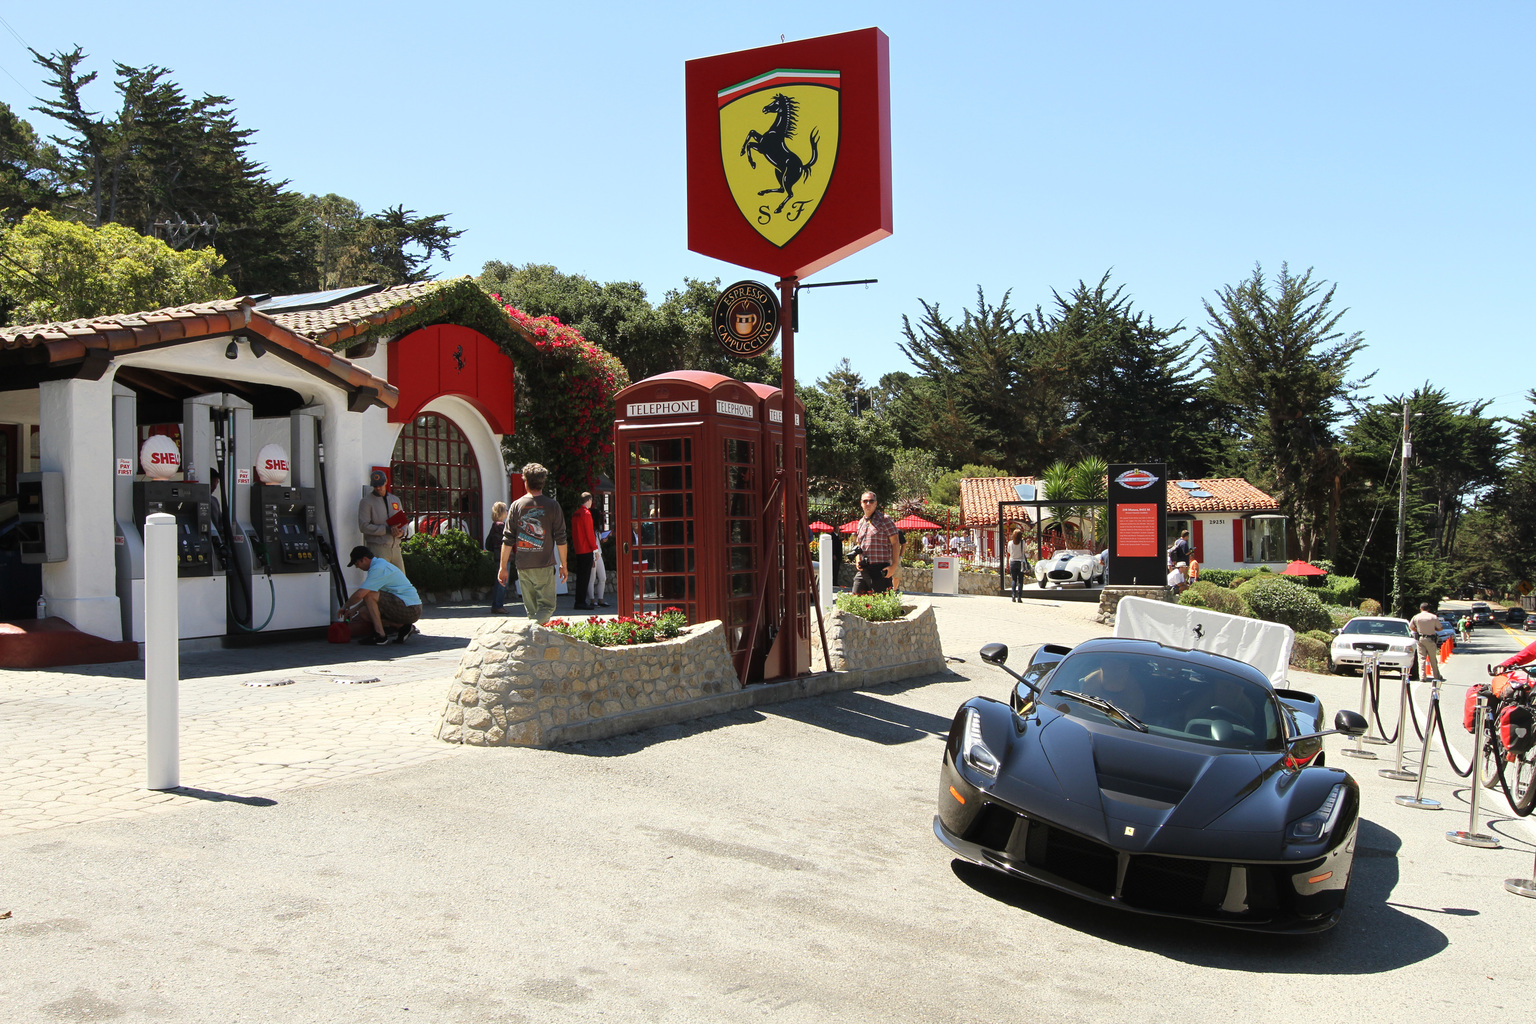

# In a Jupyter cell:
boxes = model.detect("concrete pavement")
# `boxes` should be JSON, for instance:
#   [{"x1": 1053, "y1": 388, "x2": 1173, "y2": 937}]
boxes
[{"x1": 3, "y1": 592, "x2": 1535, "y2": 1022}]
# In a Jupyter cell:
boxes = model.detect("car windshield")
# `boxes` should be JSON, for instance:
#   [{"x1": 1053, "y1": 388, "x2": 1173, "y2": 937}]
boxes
[
  {"x1": 1340, "y1": 619, "x2": 1409, "y2": 637},
  {"x1": 1048, "y1": 651, "x2": 1281, "y2": 751}
]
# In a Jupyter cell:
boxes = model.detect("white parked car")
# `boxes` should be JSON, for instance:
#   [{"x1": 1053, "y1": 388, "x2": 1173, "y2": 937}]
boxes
[
  {"x1": 1035, "y1": 548, "x2": 1104, "y2": 588},
  {"x1": 1328, "y1": 616, "x2": 1418, "y2": 679}
]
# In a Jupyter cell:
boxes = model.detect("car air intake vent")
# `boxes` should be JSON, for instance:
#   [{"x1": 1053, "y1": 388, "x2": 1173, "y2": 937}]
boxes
[
  {"x1": 963, "y1": 803, "x2": 1018, "y2": 852},
  {"x1": 1035, "y1": 823, "x2": 1117, "y2": 895},
  {"x1": 1354, "y1": 642, "x2": 1389, "y2": 653},
  {"x1": 1121, "y1": 856, "x2": 1224, "y2": 912}
]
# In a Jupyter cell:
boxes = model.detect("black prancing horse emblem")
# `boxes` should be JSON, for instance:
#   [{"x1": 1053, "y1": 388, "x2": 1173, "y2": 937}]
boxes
[{"x1": 452, "y1": 345, "x2": 465, "y2": 371}]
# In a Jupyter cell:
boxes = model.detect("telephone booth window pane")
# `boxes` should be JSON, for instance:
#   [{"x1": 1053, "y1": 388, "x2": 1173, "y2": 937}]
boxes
[
  {"x1": 654, "y1": 549, "x2": 694, "y2": 573},
  {"x1": 729, "y1": 547, "x2": 754, "y2": 571},
  {"x1": 725, "y1": 438, "x2": 753, "y2": 463},
  {"x1": 727, "y1": 465, "x2": 753, "y2": 491},
  {"x1": 656, "y1": 576, "x2": 692, "y2": 599},
  {"x1": 657, "y1": 493, "x2": 692, "y2": 519},
  {"x1": 657, "y1": 465, "x2": 690, "y2": 491},
  {"x1": 727, "y1": 493, "x2": 753, "y2": 518},
  {"x1": 731, "y1": 573, "x2": 756, "y2": 597},
  {"x1": 728, "y1": 520, "x2": 753, "y2": 544},
  {"x1": 657, "y1": 521, "x2": 693, "y2": 546}
]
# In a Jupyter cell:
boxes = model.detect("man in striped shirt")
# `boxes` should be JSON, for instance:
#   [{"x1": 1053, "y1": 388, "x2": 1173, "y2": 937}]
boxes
[{"x1": 852, "y1": 491, "x2": 902, "y2": 594}]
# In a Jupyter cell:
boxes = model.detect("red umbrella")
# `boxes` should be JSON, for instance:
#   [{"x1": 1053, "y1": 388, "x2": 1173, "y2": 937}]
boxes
[
  {"x1": 1281, "y1": 560, "x2": 1327, "y2": 576},
  {"x1": 840, "y1": 520, "x2": 860, "y2": 534},
  {"x1": 808, "y1": 521, "x2": 834, "y2": 533},
  {"x1": 894, "y1": 514, "x2": 941, "y2": 530}
]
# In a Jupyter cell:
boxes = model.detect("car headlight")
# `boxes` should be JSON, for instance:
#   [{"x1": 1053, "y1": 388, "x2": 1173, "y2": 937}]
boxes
[
  {"x1": 1286, "y1": 784, "x2": 1345, "y2": 843},
  {"x1": 959, "y1": 707, "x2": 1000, "y2": 778}
]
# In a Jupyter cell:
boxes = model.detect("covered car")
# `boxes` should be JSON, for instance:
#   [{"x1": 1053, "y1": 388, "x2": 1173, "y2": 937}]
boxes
[
  {"x1": 1035, "y1": 548, "x2": 1103, "y2": 587},
  {"x1": 935, "y1": 636, "x2": 1366, "y2": 933},
  {"x1": 1328, "y1": 616, "x2": 1417, "y2": 678}
]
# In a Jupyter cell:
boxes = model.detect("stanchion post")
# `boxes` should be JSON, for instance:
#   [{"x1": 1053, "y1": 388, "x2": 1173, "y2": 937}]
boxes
[
  {"x1": 1342, "y1": 655, "x2": 1378, "y2": 760},
  {"x1": 1380, "y1": 670, "x2": 1418, "y2": 781},
  {"x1": 1448, "y1": 690, "x2": 1500, "y2": 848},
  {"x1": 1362, "y1": 656, "x2": 1390, "y2": 745},
  {"x1": 1506, "y1": 848, "x2": 1536, "y2": 898},
  {"x1": 1396, "y1": 681, "x2": 1442, "y2": 809},
  {"x1": 144, "y1": 511, "x2": 180, "y2": 791},
  {"x1": 818, "y1": 532, "x2": 833, "y2": 613}
]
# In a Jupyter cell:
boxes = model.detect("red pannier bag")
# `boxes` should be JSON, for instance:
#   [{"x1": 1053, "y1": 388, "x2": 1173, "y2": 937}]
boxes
[
  {"x1": 1464, "y1": 684, "x2": 1488, "y2": 733},
  {"x1": 1498, "y1": 704, "x2": 1535, "y2": 758}
]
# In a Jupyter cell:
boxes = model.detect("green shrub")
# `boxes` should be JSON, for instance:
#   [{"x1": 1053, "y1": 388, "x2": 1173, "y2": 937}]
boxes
[
  {"x1": 1310, "y1": 558, "x2": 1336, "y2": 574},
  {"x1": 1183, "y1": 580, "x2": 1250, "y2": 617},
  {"x1": 1360, "y1": 597, "x2": 1383, "y2": 616},
  {"x1": 401, "y1": 529, "x2": 492, "y2": 593},
  {"x1": 1303, "y1": 629, "x2": 1334, "y2": 646},
  {"x1": 835, "y1": 590, "x2": 908, "y2": 622},
  {"x1": 1323, "y1": 604, "x2": 1355, "y2": 628},
  {"x1": 1197, "y1": 568, "x2": 1240, "y2": 589},
  {"x1": 1239, "y1": 575, "x2": 1333, "y2": 632},
  {"x1": 1290, "y1": 634, "x2": 1330, "y2": 673},
  {"x1": 1314, "y1": 574, "x2": 1361, "y2": 606}
]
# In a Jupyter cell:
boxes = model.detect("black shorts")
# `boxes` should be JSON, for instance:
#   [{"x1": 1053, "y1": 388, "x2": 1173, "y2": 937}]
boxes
[{"x1": 852, "y1": 562, "x2": 892, "y2": 594}]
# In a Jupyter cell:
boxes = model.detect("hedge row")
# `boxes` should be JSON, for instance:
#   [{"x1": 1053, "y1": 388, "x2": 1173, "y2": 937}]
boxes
[{"x1": 402, "y1": 530, "x2": 498, "y2": 594}]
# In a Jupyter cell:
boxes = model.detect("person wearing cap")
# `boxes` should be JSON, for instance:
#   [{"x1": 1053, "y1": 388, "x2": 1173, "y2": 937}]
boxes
[
  {"x1": 1167, "y1": 561, "x2": 1187, "y2": 594},
  {"x1": 341, "y1": 545, "x2": 422, "y2": 645},
  {"x1": 358, "y1": 469, "x2": 405, "y2": 569}
]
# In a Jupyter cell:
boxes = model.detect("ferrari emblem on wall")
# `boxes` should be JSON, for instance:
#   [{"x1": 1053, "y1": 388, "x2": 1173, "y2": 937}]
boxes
[{"x1": 718, "y1": 69, "x2": 840, "y2": 247}]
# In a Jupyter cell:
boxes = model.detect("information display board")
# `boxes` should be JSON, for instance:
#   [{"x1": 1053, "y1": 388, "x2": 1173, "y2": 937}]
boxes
[{"x1": 1106, "y1": 464, "x2": 1167, "y2": 587}]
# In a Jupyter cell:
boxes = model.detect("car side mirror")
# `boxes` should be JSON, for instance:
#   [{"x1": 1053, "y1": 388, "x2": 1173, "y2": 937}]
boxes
[
  {"x1": 1329, "y1": 628, "x2": 1341, "y2": 636},
  {"x1": 1334, "y1": 709, "x2": 1367, "y2": 737},
  {"x1": 980, "y1": 643, "x2": 1009, "y2": 665}
]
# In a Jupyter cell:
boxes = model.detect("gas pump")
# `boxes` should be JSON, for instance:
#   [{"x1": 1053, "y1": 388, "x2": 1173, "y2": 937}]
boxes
[
  {"x1": 183, "y1": 393, "x2": 334, "y2": 636},
  {"x1": 112, "y1": 384, "x2": 229, "y2": 642}
]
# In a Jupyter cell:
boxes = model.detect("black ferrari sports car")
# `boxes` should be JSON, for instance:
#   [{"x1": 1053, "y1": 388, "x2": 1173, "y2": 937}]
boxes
[{"x1": 935, "y1": 636, "x2": 1368, "y2": 933}]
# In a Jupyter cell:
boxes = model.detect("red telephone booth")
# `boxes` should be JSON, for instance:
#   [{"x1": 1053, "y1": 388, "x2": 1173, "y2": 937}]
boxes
[{"x1": 615, "y1": 372, "x2": 778, "y2": 679}]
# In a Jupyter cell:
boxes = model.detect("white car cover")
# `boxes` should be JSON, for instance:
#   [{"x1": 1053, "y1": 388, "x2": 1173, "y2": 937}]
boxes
[{"x1": 1114, "y1": 596, "x2": 1294, "y2": 688}]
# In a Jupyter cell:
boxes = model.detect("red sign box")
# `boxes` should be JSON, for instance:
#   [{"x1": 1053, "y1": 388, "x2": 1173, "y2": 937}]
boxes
[
  {"x1": 686, "y1": 28, "x2": 892, "y2": 279},
  {"x1": 1115, "y1": 504, "x2": 1160, "y2": 558}
]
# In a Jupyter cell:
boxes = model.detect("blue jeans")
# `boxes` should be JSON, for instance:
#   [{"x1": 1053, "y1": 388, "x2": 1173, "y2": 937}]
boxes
[{"x1": 491, "y1": 580, "x2": 507, "y2": 612}]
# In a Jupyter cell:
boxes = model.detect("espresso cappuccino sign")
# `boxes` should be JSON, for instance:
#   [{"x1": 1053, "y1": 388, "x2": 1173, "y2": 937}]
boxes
[{"x1": 712, "y1": 280, "x2": 781, "y2": 358}]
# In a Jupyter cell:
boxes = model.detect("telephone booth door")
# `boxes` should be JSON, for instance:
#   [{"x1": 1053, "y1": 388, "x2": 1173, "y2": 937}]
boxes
[
  {"x1": 751, "y1": 384, "x2": 810, "y2": 679},
  {"x1": 614, "y1": 372, "x2": 770, "y2": 678},
  {"x1": 624, "y1": 434, "x2": 700, "y2": 623}
]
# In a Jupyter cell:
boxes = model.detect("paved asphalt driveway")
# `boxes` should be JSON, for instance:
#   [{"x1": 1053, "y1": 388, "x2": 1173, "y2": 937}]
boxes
[{"x1": 1, "y1": 596, "x2": 1533, "y2": 1022}]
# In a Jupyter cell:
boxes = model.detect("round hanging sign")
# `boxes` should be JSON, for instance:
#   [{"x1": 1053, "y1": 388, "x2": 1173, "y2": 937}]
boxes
[
  {"x1": 139, "y1": 435, "x2": 181, "y2": 480},
  {"x1": 712, "y1": 280, "x2": 781, "y2": 359},
  {"x1": 255, "y1": 443, "x2": 291, "y2": 485}
]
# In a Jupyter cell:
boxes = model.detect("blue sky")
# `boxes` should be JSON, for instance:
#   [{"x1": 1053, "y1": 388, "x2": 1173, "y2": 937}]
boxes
[{"x1": 1, "y1": 2, "x2": 1530, "y2": 426}]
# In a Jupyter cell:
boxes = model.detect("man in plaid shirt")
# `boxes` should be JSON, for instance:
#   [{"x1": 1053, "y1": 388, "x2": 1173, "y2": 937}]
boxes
[{"x1": 852, "y1": 491, "x2": 902, "y2": 594}]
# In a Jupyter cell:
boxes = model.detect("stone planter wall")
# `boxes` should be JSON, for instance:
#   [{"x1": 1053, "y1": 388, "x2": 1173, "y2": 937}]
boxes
[
  {"x1": 893, "y1": 565, "x2": 1006, "y2": 596},
  {"x1": 439, "y1": 619, "x2": 738, "y2": 747},
  {"x1": 1095, "y1": 584, "x2": 1174, "y2": 625},
  {"x1": 811, "y1": 600, "x2": 946, "y2": 681}
]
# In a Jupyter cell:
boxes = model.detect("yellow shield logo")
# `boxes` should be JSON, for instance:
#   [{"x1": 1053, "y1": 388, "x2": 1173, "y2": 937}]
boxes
[{"x1": 718, "y1": 69, "x2": 840, "y2": 247}]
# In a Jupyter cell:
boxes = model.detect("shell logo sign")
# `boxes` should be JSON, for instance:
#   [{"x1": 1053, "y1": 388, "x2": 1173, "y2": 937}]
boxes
[
  {"x1": 1113, "y1": 468, "x2": 1160, "y2": 490},
  {"x1": 256, "y1": 444, "x2": 291, "y2": 485},
  {"x1": 139, "y1": 435, "x2": 180, "y2": 480},
  {"x1": 687, "y1": 28, "x2": 891, "y2": 279}
]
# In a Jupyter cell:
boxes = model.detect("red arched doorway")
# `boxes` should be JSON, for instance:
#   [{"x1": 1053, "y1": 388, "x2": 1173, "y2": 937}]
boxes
[{"x1": 391, "y1": 412, "x2": 483, "y2": 539}]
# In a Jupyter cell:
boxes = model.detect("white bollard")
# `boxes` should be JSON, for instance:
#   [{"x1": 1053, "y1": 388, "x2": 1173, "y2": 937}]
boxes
[
  {"x1": 819, "y1": 533, "x2": 834, "y2": 611},
  {"x1": 144, "y1": 511, "x2": 180, "y2": 791}
]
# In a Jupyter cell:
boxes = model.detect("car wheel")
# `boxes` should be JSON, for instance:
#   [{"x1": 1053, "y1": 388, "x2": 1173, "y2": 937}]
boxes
[
  {"x1": 1326, "y1": 652, "x2": 1339, "y2": 675},
  {"x1": 1039, "y1": 577, "x2": 1047, "y2": 588}
]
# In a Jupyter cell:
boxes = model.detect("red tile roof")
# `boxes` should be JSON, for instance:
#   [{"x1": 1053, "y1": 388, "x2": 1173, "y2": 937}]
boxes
[
  {"x1": 264, "y1": 280, "x2": 444, "y2": 348},
  {"x1": 958, "y1": 474, "x2": 1279, "y2": 526},
  {"x1": 1168, "y1": 477, "x2": 1280, "y2": 514},
  {"x1": 0, "y1": 298, "x2": 398, "y2": 408},
  {"x1": 959, "y1": 477, "x2": 1039, "y2": 528}
]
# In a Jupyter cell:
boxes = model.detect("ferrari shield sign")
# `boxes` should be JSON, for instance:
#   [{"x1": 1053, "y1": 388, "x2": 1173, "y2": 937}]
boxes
[
  {"x1": 718, "y1": 70, "x2": 840, "y2": 247},
  {"x1": 687, "y1": 28, "x2": 890, "y2": 279}
]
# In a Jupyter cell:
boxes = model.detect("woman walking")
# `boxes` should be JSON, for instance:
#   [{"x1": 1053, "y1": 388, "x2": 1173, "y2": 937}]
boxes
[{"x1": 1007, "y1": 526, "x2": 1028, "y2": 602}]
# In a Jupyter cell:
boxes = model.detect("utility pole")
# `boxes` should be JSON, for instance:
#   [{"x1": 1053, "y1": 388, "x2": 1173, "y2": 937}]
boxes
[{"x1": 1392, "y1": 399, "x2": 1411, "y2": 617}]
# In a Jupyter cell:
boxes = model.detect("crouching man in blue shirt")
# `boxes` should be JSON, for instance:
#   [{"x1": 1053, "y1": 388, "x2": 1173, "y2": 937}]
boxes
[{"x1": 342, "y1": 545, "x2": 422, "y2": 645}]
